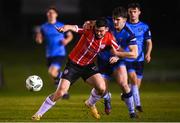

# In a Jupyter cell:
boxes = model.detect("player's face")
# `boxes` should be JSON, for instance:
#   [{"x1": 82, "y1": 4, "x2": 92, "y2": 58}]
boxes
[
  {"x1": 128, "y1": 8, "x2": 141, "y2": 21},
  {"x1": 47, "y1": 9, "x2": 58, "y2": 22},
  {"x1": 94, "y1": 26, "x2": 108, "y2": 39},
  {"x1": 113, "y1": 16, "x2": 127, "y2": 30}
]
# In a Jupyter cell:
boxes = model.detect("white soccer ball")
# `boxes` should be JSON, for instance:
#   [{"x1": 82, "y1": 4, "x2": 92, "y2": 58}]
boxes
[{"x1": 26, "y1": 75, "x2": 43, "y2": 91}]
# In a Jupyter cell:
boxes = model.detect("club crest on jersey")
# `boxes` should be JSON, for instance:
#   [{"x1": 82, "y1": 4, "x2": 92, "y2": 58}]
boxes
[
  {"x1": 138, "y1": 28, "x2": 143, "y2": 32},
  {"x1": 118, "y1": 38, "x2": 123, "y2": 43},
  {"x1": 100, "y1": 44, "x2": 106, "y2": 49}
]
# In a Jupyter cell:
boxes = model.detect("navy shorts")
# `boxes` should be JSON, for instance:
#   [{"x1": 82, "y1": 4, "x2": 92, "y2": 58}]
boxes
[
  {"x1": 97, "y1": 57, "x2": 126, "y2": 80},
  {"x1": 47, "y1": 56, "x2": 66, "y2": 70},
  {"x1": 125, "y1": 61, "x2": 144, "y2": 79}
]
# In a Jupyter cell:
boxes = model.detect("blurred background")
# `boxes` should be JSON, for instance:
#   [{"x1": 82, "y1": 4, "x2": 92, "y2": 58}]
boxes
[{"x1": 0, "y1": 0, "x2": 180, "y2": 89}]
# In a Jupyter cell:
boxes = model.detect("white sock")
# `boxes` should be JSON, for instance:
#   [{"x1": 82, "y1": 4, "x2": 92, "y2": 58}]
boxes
[
  {"x1": 123, "y1": 91, "x2": 135, "y2": 114},
  {"x1": 103, "y1": 91, "x2": 111, "y2": 100},
  {"x1": 131, "y1": 84, "x2": 141, "y2": 106},
  {"x1": 87, "y1": 88, "x2": 102, "y2": 106},
  {"x1": 36, "y1": 96, "x2": 56, "y2": 116}
]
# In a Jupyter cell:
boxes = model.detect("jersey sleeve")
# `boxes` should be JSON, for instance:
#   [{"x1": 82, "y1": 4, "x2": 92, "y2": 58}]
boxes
[
  {"x1": 144, "y1": 25, "x2": 152, "y2": 41},
  {"x1": 77, "y1": 27, "x2": 85, "y2": 34},
  {"x1": 128, "y1": 34, "x2": 137, "y2": 45},
  {"x1": 108, "y1": 33, "x2": 119, "y2": 49}
]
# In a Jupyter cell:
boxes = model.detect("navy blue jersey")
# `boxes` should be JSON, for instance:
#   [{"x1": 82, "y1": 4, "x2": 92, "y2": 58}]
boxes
[
  {"x1": 41, "y1": 21, "x2": 66, "y2": 57},
  {"x1": 127, "y1": 21, "x2": 151, "y2": 61},
  {"x1": 98, "y1": 17, "x2": 137, "y2": 62}
]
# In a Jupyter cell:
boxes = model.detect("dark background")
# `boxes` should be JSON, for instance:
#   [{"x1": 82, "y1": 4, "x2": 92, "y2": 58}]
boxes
[
  {"x1": 0, "y1": 0, "x2": 180, "y2": 82},
  {"x1": 0, "y1": 0, "x2": 179, "y2": 47}
]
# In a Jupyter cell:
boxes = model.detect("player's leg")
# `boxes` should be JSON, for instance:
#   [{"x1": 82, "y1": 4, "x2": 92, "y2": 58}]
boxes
[
  {"x1": 32, "y1": 78, "x2": 71, "y2": 120},
  {"x1": 135, "y1": 61, "x2": 144, "y2": 88},
  {"x1": 84, "y1": 72, "x2": 107, "y2": 119},
  {"x1": 97, "y1": 58, "x2": 112, "y2": 115},
  {"x1": 128, "y1": 71, "x2": 142, "y2": 112},
  {"x1": 48, "y1": 56, "x2": 70, "y2": 99},
  {"x1": 48, "y1": 65, "x2": 61, "y2": 84},
  {"x1": 137, "y1": 77, "x2": 142, "y2": 88},
  {"x1": 134, "y1": 61, "x2": 144, "y2": 112},
  {"x1": 113, "y1": 64, "x2": 137, "y2": 118},
  {"x1": 102, "y1": 75, "x2": 112, "y2": 115},
  {"x1": 48, "y1": 65, "x2": 70, "y2": 99},
  {"x1": 47, "y1": 56, "x2": 65, "y2": 85},
  {"x1": 127, "y1": 62, "x2": 142, "y2": 112},
  {"x1": 32, "y1": 61, "x2": 79, "y2": 120}
]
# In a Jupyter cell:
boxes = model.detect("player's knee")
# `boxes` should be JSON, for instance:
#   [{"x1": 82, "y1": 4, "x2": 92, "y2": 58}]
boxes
[
  {"x1": 96, "y1": 85, "x2": 106, "y2": 95},
  {"x1": 119, "y1": 77, "x2": 127, "y2": 85},
  {"x1": 53, "y1": 90, "x2": 66, "y2": 101},
  {"x1": 120, "y1": 82, "x2": 129, "y2": 90},
  {"x1": 48, "y1": 68, "x2": 58, "y2": 78},
  {"x1": 129, "y1": 73, "x2": 138, "y2": 84}
]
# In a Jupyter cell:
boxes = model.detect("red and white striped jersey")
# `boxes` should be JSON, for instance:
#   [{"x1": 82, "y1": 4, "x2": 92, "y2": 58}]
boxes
[{"x1": 69, "y1": 28, "x2": 119, "y2": 66}]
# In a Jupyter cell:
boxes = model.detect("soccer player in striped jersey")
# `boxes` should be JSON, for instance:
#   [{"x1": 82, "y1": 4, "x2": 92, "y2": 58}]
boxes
[
  {"x1": 126, "y1": 3, "x2": 153, "y2": 112},
  {"x1": 32, "y1": 18, "x2": 119, "y2": 120}
]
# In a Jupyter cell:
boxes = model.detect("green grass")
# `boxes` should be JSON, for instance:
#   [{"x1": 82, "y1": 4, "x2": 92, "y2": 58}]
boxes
[
  {"x1": 0, "y1": 45, "x2": 180, "y2": 121},
  {"x1": 0, "y1": 81, "x2": 180, "y2": 122}
]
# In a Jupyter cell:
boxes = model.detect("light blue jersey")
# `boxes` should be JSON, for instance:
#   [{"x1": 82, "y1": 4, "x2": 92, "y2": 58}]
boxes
[
  {"x1": 127, "y1": 21, "x2": 151, "y2": 61},
  {"x1": 41, "y1": 21, "x2": 66, "y2": 57}
]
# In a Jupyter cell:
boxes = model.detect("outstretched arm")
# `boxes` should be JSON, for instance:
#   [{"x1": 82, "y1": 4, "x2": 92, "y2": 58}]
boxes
[
  {"x1": 57, "y1": 25, "x2": 79, "y2": 33},
  {"x1": 111, "y1": 45, "x2": 138, "y2": 59}
]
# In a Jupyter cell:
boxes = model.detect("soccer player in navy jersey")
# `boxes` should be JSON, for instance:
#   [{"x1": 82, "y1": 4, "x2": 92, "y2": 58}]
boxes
[
  {"x1": 126, "y1": 3, "x2": 153, "y2": 112},
  {"x1": 100, "y1": 7, "x2": 138, "y2": 118},
  {"x1": 35, "y1": 7, "x2": 73, "y2": 99}
]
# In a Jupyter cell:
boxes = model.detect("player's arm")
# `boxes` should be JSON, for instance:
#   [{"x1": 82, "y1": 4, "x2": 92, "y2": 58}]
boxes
[
  {"x1": 57, "y1": 25, "x2": 80, "y2": 33},
  {"x1": 111, "y1": 44, "x2": 138, "y2": 59},
  {"x1": 144, "y1": 26, "x2": 153, "y2": 63},
  {"x1": 62, "y1": 31, "x2": 73, "y2": 46},
  {"x1": 34, "y1": 26, "x2": 43, "y2": 44},
  {"x1": 145, "y1": 39, "x2": 153, "y2": 63}
]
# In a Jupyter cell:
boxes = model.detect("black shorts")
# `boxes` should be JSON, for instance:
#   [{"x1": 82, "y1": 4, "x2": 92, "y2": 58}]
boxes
[
  {"x1": 61, "y1": 59, "x2": 99, "y2": 85},
  {"x1": 47, "y1": 56, "x2": 66, "y2": 69}
]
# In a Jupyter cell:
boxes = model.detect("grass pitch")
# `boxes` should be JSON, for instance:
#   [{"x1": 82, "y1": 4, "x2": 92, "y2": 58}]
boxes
[
  {"x1": 0, "y1": 81, "x2": 180, "y2": 122},
  {"x1": 0, "y1": 45, "x2": 180, "y2": 122}
]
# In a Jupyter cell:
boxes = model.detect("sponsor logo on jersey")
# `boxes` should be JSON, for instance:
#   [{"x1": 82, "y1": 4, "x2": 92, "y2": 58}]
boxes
[
  {"x1": 91, "y1": 66, "x2": 98, "y2": 71},
  {"x1": 63, "y1": 69, "x2": 69, "y2": 75}
]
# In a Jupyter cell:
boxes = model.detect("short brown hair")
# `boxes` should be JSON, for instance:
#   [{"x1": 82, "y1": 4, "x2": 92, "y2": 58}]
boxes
[
  {"x1": 46, "y1": 6, "x2": 59, "y2": 14},
  {"x1": 112, "y1": 7, "x2": 128, "y2": 18}
]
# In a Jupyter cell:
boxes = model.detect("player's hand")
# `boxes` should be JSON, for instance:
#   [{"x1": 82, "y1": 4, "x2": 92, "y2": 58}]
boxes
[
  {"x1": 109, "y1": 56, "x2": 119, "y2": 64},
  {"x1": 62, "y1": 39, "x2": 68, "y2": 46},
  {"x1": 35, "y1": 33, "x2": 43, "y2": 44},
  {"x1": 145, "y1": 54, "x2": 151, "y2": 63},
  {"x1": 111, "y1": 45, "x2": 118, "y2": 56},
  {"x1": 57, "y1": 25, "x2": 71, "y2": 32},
  {"x1": 83, "y1": 20, "x2": 95, "y2": 30}
]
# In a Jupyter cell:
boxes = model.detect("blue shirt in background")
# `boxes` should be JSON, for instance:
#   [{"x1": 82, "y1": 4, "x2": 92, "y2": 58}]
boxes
[{"x1": 41, "y1": 21, "x2": 66, "y2": 58}]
